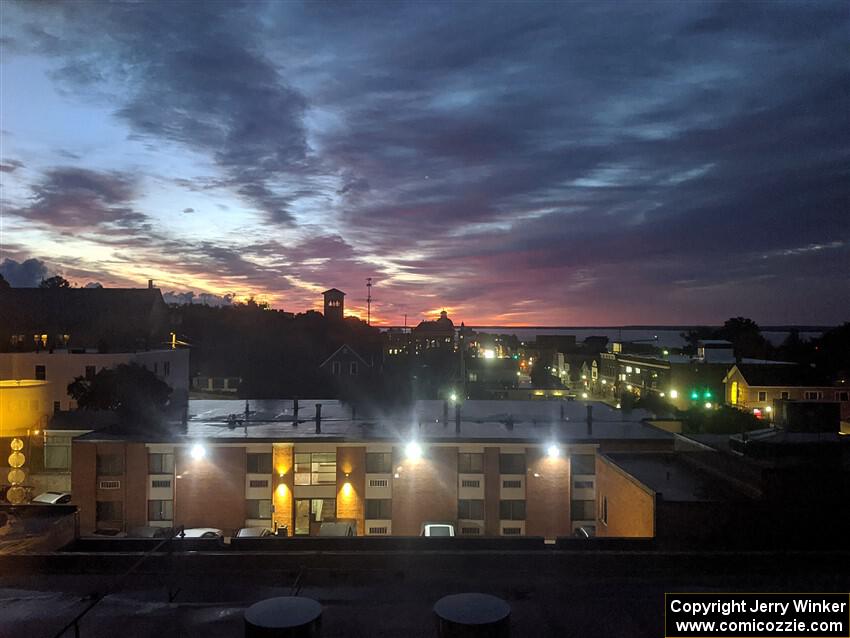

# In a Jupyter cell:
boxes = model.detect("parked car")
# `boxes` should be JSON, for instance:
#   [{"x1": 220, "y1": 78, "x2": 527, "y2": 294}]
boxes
[
  {"x1": 421, "y1": 522, "x2": 455, "y2": 537},
  {"x1": 177, "y1": 527, "x2": 223, "y2": 539},
  {"x1": 31, "y1": 491, "x2": 72, "y2": 505},
  {"x1": 318, "y1": 520, "x2": 357, "y2": 537},
  {"x1": 235, "y1": 526, "x2": 273, "y2": 538},
  {"x1": 127, "y1": 526, "x2": 172, "y2": 539}
]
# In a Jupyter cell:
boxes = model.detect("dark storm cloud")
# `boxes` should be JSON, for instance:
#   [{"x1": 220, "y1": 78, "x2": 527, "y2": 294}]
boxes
[
  {"x1": 5, "y1": 0, "x2": 849, "y2": 322},
  {"x1": 0, "y1": 257, "x2": 49, "y2": 287},
  {"x1": 0, "y1": 159, "x2": 24, "y2": 173},
  {"x1": 11, "y1": 167, "x2": 148, "y2": 231}
]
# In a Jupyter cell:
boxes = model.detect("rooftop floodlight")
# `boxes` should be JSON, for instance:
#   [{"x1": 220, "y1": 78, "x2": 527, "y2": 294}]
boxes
[
  {"x1": 405, "y1": 441, "x2": 422, "y2": 460},
  {"x1": 449, "y1": 392, "x2": 458, "y2": 402},
  {"x1": 190, "y1": 443, "x2": 206, "y2": 460},
  {"x1": 547, "y1": 444, "x2": 560, "y2": 458}
]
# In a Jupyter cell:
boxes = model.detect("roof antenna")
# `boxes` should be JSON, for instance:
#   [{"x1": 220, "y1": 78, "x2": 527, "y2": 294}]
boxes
[{"x1": 366, "y1": 277, "x2": 373, "y2": 325}]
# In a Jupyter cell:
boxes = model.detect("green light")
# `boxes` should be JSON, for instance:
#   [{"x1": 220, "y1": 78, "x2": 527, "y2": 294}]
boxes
[
  {"x1": 703, "y1": 390, "x2": 712, "y2": 399},
  {"x1": 690, "y1": 390, "x2": 699, "y2": 400}
]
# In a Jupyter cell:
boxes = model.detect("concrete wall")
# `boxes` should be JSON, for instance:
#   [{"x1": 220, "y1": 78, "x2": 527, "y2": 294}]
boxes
[{"x1": 595, "y1": 454, "x2": 654, "y2": 538}]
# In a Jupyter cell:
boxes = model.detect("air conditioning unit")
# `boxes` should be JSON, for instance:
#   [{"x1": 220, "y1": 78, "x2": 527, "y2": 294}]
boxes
[{"x1": 99, "y1": 480, "x2": 120, "y2": 490}]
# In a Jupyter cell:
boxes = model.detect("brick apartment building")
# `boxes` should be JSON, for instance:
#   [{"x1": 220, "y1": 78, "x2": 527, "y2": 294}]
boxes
[{"x1": 70, "y1": 400, "x2": 672, "y2": 539}]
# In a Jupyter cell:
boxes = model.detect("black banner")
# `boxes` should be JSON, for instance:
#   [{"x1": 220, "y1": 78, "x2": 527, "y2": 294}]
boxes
[{"x1": 665, "y1": 593, "x2": 849, "y2": 638}]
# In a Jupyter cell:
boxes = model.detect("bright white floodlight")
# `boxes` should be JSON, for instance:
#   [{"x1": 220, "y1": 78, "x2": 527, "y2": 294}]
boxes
[{"x1": 405, "y1": 441, "x2": 422, "y2": 460}]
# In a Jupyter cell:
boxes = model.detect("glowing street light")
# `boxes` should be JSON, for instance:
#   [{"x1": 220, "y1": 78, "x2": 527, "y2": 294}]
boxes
[
  {"x1": 405, "y1": 441, "x2": 422, "y2": 460},
  {"x1": 546, "y1": 444, "x2": 560, "y2": 458},
  {"x1": 581, "y1": 392, "x2": 588, "y2": 399},
  {"x1": 190, "y1": 443, "x2": 206, "y2": 460},
  {"x1": 704, "y1": 402, "x2": 713, "y2": 409},
  {"x1": 449, "y1": 392, "x2": 457, "y2": 402},
  {"x1": 669, "y1": 389, "x2": 678, "y2": 399}
]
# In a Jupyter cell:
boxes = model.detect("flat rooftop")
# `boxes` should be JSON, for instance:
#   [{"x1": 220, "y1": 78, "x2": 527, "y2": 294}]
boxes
[
  {"x1": 602, "y1": 452, "x2": 751, "y2": 502},
  {"x1": 76, "y1": 399, "x2": 671, "y2": 444}
]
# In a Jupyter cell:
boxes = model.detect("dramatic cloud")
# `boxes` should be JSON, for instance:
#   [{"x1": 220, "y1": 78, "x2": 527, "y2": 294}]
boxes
[
  {"x1": 0, "y1": 257, "x2": 49, "y2": 287},
  {"x1": 1, "y1": 1, "x2": 848, "y2": 324}
]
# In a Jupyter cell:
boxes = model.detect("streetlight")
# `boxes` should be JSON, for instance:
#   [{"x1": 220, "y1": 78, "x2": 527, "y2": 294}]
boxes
[
  {"x1": 546, "y1": 444, "x2": 560, "y2": 458},
  {"x1": 190, "y1": 443, "x2": 206, "y2": 460},
  {"x1": 405, "y1": 441, "x2": 422, "y2": 460}
]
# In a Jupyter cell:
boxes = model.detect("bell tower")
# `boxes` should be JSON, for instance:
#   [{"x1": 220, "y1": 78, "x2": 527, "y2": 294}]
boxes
[{"x1": 322, "y1": 288, "x2": 345, "y2": 321}]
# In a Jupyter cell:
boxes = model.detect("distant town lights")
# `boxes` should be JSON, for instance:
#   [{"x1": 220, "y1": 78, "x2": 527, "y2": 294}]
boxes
[
  {"x1": 483, "y1": 349, "x2": 495, "y2": 359},
  {"x1": 190, "y1": 443, "x2": 206, "y2": 460}
]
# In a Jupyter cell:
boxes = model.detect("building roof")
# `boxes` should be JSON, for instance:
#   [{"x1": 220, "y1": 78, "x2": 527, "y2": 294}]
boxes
[
  {"x1": 0, "y1": 287, "x2": 169, "y2": 351},
  {"x1": 733, "y1": 364, "x2": 832, "y2": 387},
  {"x1": 322, "y1": 288, "x2": 346, "y2": 296},
  {"x1": 75, "y1": 399, "x2": 670, "y2": 445},
  {"x1": 318, "y1": 344, "x2": 371, "y2": 369},
  {"x1": 602, "y1": 452, "x2": 754, "y2": 502}
]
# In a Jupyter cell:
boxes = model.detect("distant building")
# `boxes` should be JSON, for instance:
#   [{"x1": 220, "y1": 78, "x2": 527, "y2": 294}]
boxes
[
  {"x1": 0, "y1": 286, "x2": 171, "y2": 353},
  {"x1": 412, "y1": 310, "x2": 455, "y2": 354},
  {"x1": 724, "y1": 364, "x2": 849, "y2": 421},
  {"x1": 323, "y1": 288, "x2": 345, "y2": 321},
  {"x1": 0, "y1": 348, "x2": 190, "y2": 412},
  {"x1": 319, "y1": 344, "x2": 372, "y2": 379}
]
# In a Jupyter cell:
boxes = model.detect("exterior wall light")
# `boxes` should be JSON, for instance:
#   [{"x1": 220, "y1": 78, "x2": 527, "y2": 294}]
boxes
[
  {"x1": 669, "y1": 390, "x2": 678, "y2": 399},
  {"x1": 546, "y1": 444, "x2": 560, "y2": 458},
  {"x1": 190, "y1": 443, "x2": 206, "y2": 460},
  {"x1": 405, "y1": 441, "x2": 422, "y2": 460},
  {"x1": 704, "y1": 402, "x2": 713, "y2": 409}
]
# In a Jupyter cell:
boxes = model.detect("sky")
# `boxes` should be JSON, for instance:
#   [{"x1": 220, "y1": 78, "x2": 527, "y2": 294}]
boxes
[{"x1": 1, "y1": 1, "x2": 848, "y2": 326}]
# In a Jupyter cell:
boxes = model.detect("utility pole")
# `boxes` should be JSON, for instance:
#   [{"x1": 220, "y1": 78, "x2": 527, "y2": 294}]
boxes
[{"x1": 366, "y1": 277, "x2": 373, "y2": 325}]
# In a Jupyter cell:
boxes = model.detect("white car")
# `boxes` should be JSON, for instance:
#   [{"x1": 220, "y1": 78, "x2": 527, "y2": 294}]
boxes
[
  {"x1": 31, "y1": 491, "x2": 72, "y2": 505},
  {"x1": 235, "y1": 526, "x2": 273, "y2": 538},
  {"x1": 178, "y1": 527, "x2": 223, "y2": 539},
  {"x1": 421, "y1": 523, "x2": 455, "y2": 537}
]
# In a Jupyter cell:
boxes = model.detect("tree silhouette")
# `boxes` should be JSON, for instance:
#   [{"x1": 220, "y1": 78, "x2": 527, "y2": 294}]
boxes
[
  {"x1": 0, "y1": 273, "x2": 9, "y2": 289},
  {"x1": 68, "y1": 363, "x2": 172, "y2": 426},
  {"x1": 39, "y1": 275, "x2": 71, "y2": 288}
]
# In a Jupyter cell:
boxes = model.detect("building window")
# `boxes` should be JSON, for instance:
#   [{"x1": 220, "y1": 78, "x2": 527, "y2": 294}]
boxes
[
  {"x1": 573, "y1": 480, "x2": 594, "y2": 489},
  {"x1": 502, "y1": 479, "x2": 522, "y2": 489},
  {"x1": 85, "y1": 365, "x2": 96, "y2": 380},
  {"x1": 53, "y1": 401, "x2": 61, "y2": 413},
  {"x1": 294, "y1": 452, "x2": 337, "y2": 485},
  {"x1": 96, "y1": 501, "x2": 123, "y2": 522},
  {"x1": 458, "y1": 499, "x2": 484, "y2": 520},
  {"x1": 44, "y1": 436, "x2": 72, "y2": 470},
  {"x1": 499, "y1": 453, "x2": 526, "y2": 474},
  {"x1": 35, "y1": 365, "x2": 46, "y2": 380},
  {"x1": 458, "y1": 453, "x2": 484, "y2": 474},
  {"x1": 804, "y1": 391, "x2": 823, "y2": 400},
  {"x1": 249, "y1": 479, "x2": 269, "y2": 488},
  {"x1": 571, "y1": 500, "x2": 595, "y2": 520},
  {"x1": 780, "y1": 391, "x2": 790, "y2": 400},
  {"x1": 366, "y1": 452, "x2": 392, "y2": 474},
  {"x1": 570, "y1": 454, "x2": 596, "y2": 475},
  {"x1": 148, "y1": 453, "x2": 174, "y2": 474},
  {"x1": 758, "y1": 391, "x2": 767, "y2": 402},
  {"x1": 365, "y1": 499, "x2": 392, "y2": 519},
  {"x1": 331, "y1": 361, "x2": 342, "y2": 376},
  {"x1": 730, "y1": 381, "x2": 739, "y2": 405},
  {"x1": 837, "y1": 391, "x2": 849, "y2": 401},
  {"x1": 499, "y1": 500, "x2": 526, "y2": 520},
  {"x1": 461, "y1": 479, "x2": 480, "y2": 488},
  {"x1": 163, "y1": 361, "x2": 171, "y2": 377},
  {"x1": 151, "y1": 479, "x2": 171, "y2": 489},
  {"x1": 148, "y1": 500, "x2": 173, "y2": 521},
  {"x1": 246, "y1": 499, "x2": 272, "y2": 519},
  {"x1": 294, "y1": 498, "x2": 336, "y2": 535},
  {"x1": 97, "y1": 454, "x2": 124, "y2": 476},
  {"x1": 247, "y1": 453, "x2": 273, "y2": 474},
  {"x1": 600, "y1": 496, "x2": 608, "y2": 525},
  {"x1": 349, "y1": 361, "x2": 358, "y2": 376}
]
